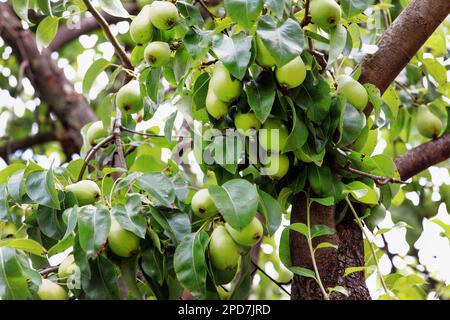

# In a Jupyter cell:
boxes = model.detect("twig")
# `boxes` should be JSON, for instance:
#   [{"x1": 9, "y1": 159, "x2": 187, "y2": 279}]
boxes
[
  {"x1": 39, "y1": 265, "x2": 59, "y2": 277},
  {"x1": 379, "y1": 232, "x2": 398, "y2": 273},
  {"x1": 301, "y1": 0, "x2": 312, "y2": 28},
  {"x1": 112, "y1": 112, "x2": 128, "y2": 177},
  {"x1": 195, "y1": 0, "x2": 216, "y2": 20},
  {"x1": 200, "y1": 59, "x2": 218, "y2": 69},
  {"x1": 82, "y1": 0, "x2": 133, "y2": 70},
  {"x1": 120, "y1": 125, "x2": 192, "y2": 140},
  {"x1": 250, "y1": 260, "x2": 291, "y2": 296},
  {"x1": 342, "y1": 164, "x2": 408, "y2": 186},
  {"x1": 78, "y1": 134, "x2": 114, "y2": 181}
]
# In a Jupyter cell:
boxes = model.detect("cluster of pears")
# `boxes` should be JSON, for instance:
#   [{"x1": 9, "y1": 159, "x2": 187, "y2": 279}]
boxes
[
  {"x1": 191, "y1": 188, "x2": 263, "y2": 285},
  {"x1": 116, "y1": 1, "x2": 179, "y2": 115}
]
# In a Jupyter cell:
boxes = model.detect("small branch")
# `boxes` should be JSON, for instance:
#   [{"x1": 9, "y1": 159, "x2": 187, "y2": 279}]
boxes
[
  {"x1": 342, "y1": 164, "x2": 408, "y2": 186},
  {"x1": 120, "y1": 125, "x2": 192, "y2": 140},
  {"x1": 78, "y1": 134, "x2": 114, "y2": 181},
  {"x1": 195, "y1": 0, "x2": 216, "y2": 20},
  {"x1": 379, "y1": 232, "x2": 398, "y2": 273},
  {"x1": 250, "y1": 260, "x2": 291, "y2": 296},
  {"x1": 82, "y1": 0, "x2": 133, "y2": 70},
  {"x1": 39, "y1": 265, "x2": 59, "y2": 277},
  {"x1": 301, "y1": 0, "x2": 312, "y2": 28},
  {"x1": 306, "y1": 49, "x2": 327, "y2": 70},
  {"x1": 200, "y1": 59, "x2": 218, "y2": 69},
  {"x1": 0, "y1": 132, "x2": 58, "y2": 160},
  {"x1": 112, "y1": 113, "x2": 127, "y2": 176}
]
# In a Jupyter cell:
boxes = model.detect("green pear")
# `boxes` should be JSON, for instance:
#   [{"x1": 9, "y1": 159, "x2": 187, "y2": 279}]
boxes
[
  {"x1": 1, "y1": 223, "x2": 17, "y2": 239},
  {"x1": 255, "y1": 36, "x2": 276, "y2": 68},
  {"x1": 234, "y1": 112, "x2": 261, "y2": 135},
  {"x1": 65, "y1": 180, "x2": 101, "y2": 206},
  {"x1": 206, "y1": 88, "x2": 229, "y2": 120},
  {"x1": 310, "y1": 0, "x2": 341, "y2": 30},
  {"x1": 209, "y1": 62, "x2": 242, "y2": 102},
  {"x1": 108, "y1": 218, "x2": 140, "y2": 257},
  {"x1": 225, "y1": 217, "x2": 263, "y2": 247},
  {"x1": 338, "y1": 75, "x2": 368, "y2": 111},
  {"x1": 149, "y1": 1, "x2": 179, "y2": 30},
  {"x1": 144, "y1": 41, "x2": 171, "y2": 67},
  {"x1": 58, "y1": 254, "x2": 80, "y2": 281},
  {"x1": 212, "y1": 266, "x2": 237, "y2": 285},
  {"x1": 416, "y1": 105, "x2": 443, "y2": 139},
  {"x1": 37, "y1": 279, "x2": 68, "y2": 300},
  {"x1": 262, "y1": 153, "x2": 290, "y2": 180},
  {"x1": 275, "y1": 56, "x2": 307, "y2": 89},
  {"x1": 191, "y1": 188, "x2": 219, "y2": 218},
  {"x1": 116, "y1": 80, "x2": 143, "y2": 114},
  {"x1": 130, "y1": 5, "x2": 154, "y2": 45},
  {"x1": 258, "y1": 118, "x2": 289, "y2": 152},
  {"x1": 208, "y1": 225, "x2": 241, "y2": 271},
  {"x1": 86, "y1": 121, "x2": 108, "y2": 146}
]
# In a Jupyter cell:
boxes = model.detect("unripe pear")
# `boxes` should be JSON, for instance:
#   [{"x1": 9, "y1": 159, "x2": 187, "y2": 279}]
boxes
[
  {"x1": 65, "y1": 180, "x2": 101, "y2": 206},
  {"x1": 262, "y1": 153, "x2": 290, "y2": 180},
  {"x1": 37, "y1": 279, "x2": 68, "y2": 300},
  {"x1": 191, "y1": 188, "x2": 219, "y2": 218},
  {"x1": 108, "y1": 218, "x2": 140, "y2": 258},
  {"x1": 144, "y1": 41, "x2": 171, "y2": 67},
  {"x1": 149, "y1": 1, "x2": 179, "y2": 30},
  {"x1": 208, "y1": 225, "x2": 240, "y2": 271},
  {"x1": 234, "y1": 112, "x2": 261, "y2": 135},
  {"x1": 225, "y1": 217, "x2": 263, "y2": 247},
  {"x1": 209, "y1": 62, "x2": 242, "y2": 102},
  {"x1": 1, "y1": 223, "x2": 17, "y2": 238},
  {"x1": 130, "y1": 5, "x2": 154, "y2": 45},
  {"x1": 310, "y1": 0, "x2": 341, "y2": 30},
  {"x1": 338, "y1": 75, "x2": 368, "y2": 111},
  {"x1": 416, "y1": 105, "x2": 443, "y2": 139},
  {"x1": 115, "y1": 80, "x2": 143, "y2": 114},
  {"x1": 258, "y1": 118, "x2": 289, "y2": 152},
  {"x1": 255, "y1": 36, "x2": 276, "y2": 68},
  {"x1": 58, "y1": 254, "x2": 80, "y2": 281},
  {"x1": 206, "y1": 88, "x2": 229, "y2": 120},
  {"x1": 275, "y1": 56, "x2": 307, "y2": 89},
  {"x1": 86, "y1": 121, "x2": 108, "y2": 146},
  {"x1": 212, "y1": 266, "x2": 237, "y2": 285}
]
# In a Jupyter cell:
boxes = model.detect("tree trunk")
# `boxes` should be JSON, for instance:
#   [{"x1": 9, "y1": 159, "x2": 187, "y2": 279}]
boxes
[{"x1": 290, "y1": 0, "x2": 450, "y2": 300}]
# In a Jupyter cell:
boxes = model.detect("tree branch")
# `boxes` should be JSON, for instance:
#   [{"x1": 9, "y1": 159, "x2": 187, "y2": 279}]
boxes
[{"x1": 0, "y1": 132, "x2": 57, "y2": 160}]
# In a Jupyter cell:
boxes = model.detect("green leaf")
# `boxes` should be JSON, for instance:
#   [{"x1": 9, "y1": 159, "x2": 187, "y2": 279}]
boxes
[
  {"x1": 82, "y1": 58, "x2": 110, "y2": 97},
  {"x1": 328, "y1": 285, "x2": 349, "y2": 297},
  {"x1": 209, "y1": 179, "x2": 258, "y2": 230},
  {"x1": 310, "y1": 196, "x2": 335, "y2": 206},
  {"x1": 141, "y1": 245, "x2": 165, "y2": 286},
  {"x1": 279, "y1": 228, "x2": 292, "y2": 268},
  {"x1": 164, "y1": 111, "x2": 178, "y2": 143},
  {"x1": 136, "y1": 173, "x2": 176, "y2": 207},
  {"x1": 82, "y1": 255, "x2": 120, "y2": 299},
  {"x1": 77, "y1": 205, "x2": 111, "y2": 258},
  {"x1": 98, "y1": 0, "x2": 130, "y2": 18},
  {"x1": 230, "y1": 252, "x2": 252, "y2": 299},
  {"x1": 344, "y1": 266, "x2": 366, "y2": 277},
  {"x1": 111, "y1": 194, "x2": 147, "y2": 239},
  {"x1": 37, "y1": 0, "x2": 52, "y2": 16},
  {"x1": 308, "y1": 165, "x2": 332, "y2": 196},
  {"x1": 98, "y1": 94, "x2": 114, "y2": 133},
  {"x1": 224, "y1": 0, "x2": 263, "y2": 29},
  {"x1": 212, "y1": 32, "x2": 253, "y2": 80},
  {"x1": 36, "y1": 16, "x2": 60, "y2": 51},
  {"x1": 382, "y1": 85, "x2": 400, "y2": 119},
  {"x1": 310, "y1": 225, "x2": 335, "y2": 238},
  {"x1": 328, "y1": 25, "x2": 347, "y2": 67},
  {"x1": 315, "y1": 242, "x2": 338, "y2": 251},
  {"x1": 0, "y1": 238, "x2": 46, "y2": 256},
  {"x1": 119, "y1": 257, "x2": 142, "y2": 300},
  {"x1": 345, "y1": 181, "x2": 378, "y2": 205},
  {"x1": 0, "y1": 185, "x2": 8, "y2": 220},
  {"x1": 289, "y1": 266, "x2": 316, "y2": 279},
  {"x1": 7, "y1": 169, "x2": 25, "y2": 202},
  {"x1": 177, "y1": 1, "x2": 204, "y2": 26},
  {"x1": 341, "y1": 0, "x2": 374, "y2": 18},
  {"x1": 26, "y1": 170, "x2": 60, "y2": 209},
  {"x1": 265, "y1": 0, "x2": 290, "y2": 19},
  {"x1": 288, "y1": 223, "x2": 309, "y2": 237},
  {"x1": 244, "y1": 71, "x2": 276, "y2": 123},
  {"x1": 256, "y1": 16, "x2": 304, "y2": 67},
  {"x1": 11, "y1": 0, "x2": 31, "y2": 24},
  {"x1": 283, "y1": 107, "x2": 308, "y2": 152},
  {"x1": 258, "y1": 190, "x2": 282, "y2": 236},
  {"x1": 422, "y1": 58, "x2": 447, "y2": 86},
  {"x1": 174, "y1": 232, "x2": 208, "y2": 299},
  {"x1": 192, "y1": 73, "x2": 210, "y2": 110},
  {"x1": 0, "y1": 247, "x2": 30, "y2": 300},
  {"x1": 338, "y1": 104, "x2": 365, "y2": 146}
]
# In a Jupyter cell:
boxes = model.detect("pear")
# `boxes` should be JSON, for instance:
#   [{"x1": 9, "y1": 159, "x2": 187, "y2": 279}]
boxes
[
  {"x1": 191, "y1": 188, "x2": 219, "y2": 218},
  {"x1": 65, "y1": 180, "x2": 101, "y2": 206},
  {"x1": 225, "y1": 217, "x2": 263, "y2": 247},
  {"x1": 108, "y1": 218, "x2": 140, "y2": 257},
  {"x1": 208, "y1": 225, "x2": 241, "y2": 271},
  {"x1": 262, "y1": 153, "x2": 290, "y2": 180},
  {"x1": 115, "y1": 80, "x2": 143, "y2": 114},
  {"x1": 258, "y1": 118, "x2": 289, "y2": 152},
  {"x1": 255, "y1": 36, "x2": 276, "y2": 68},
  {"x1": 144, "y1": 41, "x2": 171, "y2": 67},
  {"x1": 1, "y1": 223, "x2": 17, "y2": 239},
  {"x1": 130, "y1": 5, "x2": 154, "y2": 45},
  {"x1": 212, "y1": 266, "x2": 237, "y2": 285},
  {"x1": 310, "y1": 0, "x2": 341, "y2": 30},
  {"x1": 58, "y1": 254, "x2": 80, "y2": 282},
  {"x1": 86, "y1": 121, "x2": 108, "y2": 146},
  {"x1": 416, "y1": 105, "x2": 443, "y2": 138},
  {"x1": 206, "y1": 88, "x2": 229, "y2": 120},
  {"x1": 275, "y1": 56, "x2": 307, "y2": 89},
  {"x1": 209, "y1": 62, "x2": 242, "y2": 102},
  {"x1": 37, "y1": 279, "x2": 68, "y2": 300},
  {"x1": 338, "y1": 75, "x2": 368, "y2": 111},
  {"x1": 234, "y1": 112, "x2": 261, "y2": 135},
  {"x1": 149, "y1": 1, "x2": 179, "y2": 30}
]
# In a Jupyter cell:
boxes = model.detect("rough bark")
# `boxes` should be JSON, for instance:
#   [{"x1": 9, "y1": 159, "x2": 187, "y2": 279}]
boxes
[
  {"x1": 0, "y1": 2, "x2": 97, "y2": 150},
  {"x1": 291, "y1": 0, "x2": 450, "y2": 300}
]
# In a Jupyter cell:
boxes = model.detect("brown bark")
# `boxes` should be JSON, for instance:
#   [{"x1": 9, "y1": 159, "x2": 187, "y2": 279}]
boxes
[
  {"x1": 0, "y1": 2, "x2": 97, "y2": 149},
  {"x1": 291, "y1": 0, "x2": 450, "y2": 300}
]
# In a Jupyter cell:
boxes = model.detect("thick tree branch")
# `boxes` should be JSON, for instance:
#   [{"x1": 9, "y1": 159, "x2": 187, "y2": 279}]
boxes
[
  {"x1": 0, "y1": 132, "x2": 57, "y2": 160},
  {"x1": 394, "y1": 133, "x2": 450, "y2": 181}
]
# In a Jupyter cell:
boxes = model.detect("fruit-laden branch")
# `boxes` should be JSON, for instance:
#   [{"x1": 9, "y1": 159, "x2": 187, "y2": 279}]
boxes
[
  {"x1": 48, "y1": 4, "x2": 139, "y2": 52},
  {"x1": 0, "y1": 3, "x2": 97, "y2": 149},
  {"x1": 394, "y1": 132, "x2": 450, "y2": 181},
  {"x1": 0, "y1": 132, "x2": 57, "y2": 160}
]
